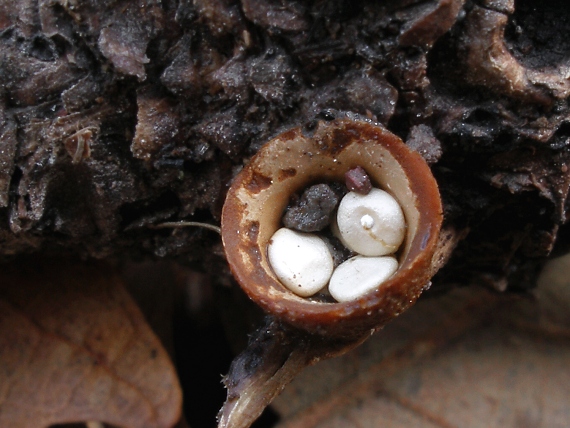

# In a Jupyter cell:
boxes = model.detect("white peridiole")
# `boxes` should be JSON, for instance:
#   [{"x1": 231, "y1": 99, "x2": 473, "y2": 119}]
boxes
[
  {"x1": 267, "y1": 228, "x2": 334, "y2": 297},
  {"x1": 328, "y1": 255, "x2": 399, "y2": 302},
  {"x1": 336, "y1": 188, "x2": 406, "y2": 256}
]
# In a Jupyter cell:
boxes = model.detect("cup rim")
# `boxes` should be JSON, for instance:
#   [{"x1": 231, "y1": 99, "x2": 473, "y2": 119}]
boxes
[{"x1": 221, "y1": 118, "x2": 443, "y2": 338}]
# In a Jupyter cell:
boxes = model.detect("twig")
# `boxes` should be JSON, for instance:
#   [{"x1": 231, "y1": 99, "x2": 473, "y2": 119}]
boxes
[{"x1": 150, "y1": 221, "x2": 221, "y2": 235}]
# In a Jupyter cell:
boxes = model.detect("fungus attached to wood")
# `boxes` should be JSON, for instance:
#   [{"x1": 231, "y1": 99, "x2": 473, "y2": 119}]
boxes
[{"x1": 221, "y1": 117, "x2": 443, "y2": 338}]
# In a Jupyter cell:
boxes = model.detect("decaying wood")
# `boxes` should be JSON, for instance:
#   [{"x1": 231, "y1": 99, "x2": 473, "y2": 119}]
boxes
[{"x1": 1, "y1": 0, "x2": 569, "y2": 290}]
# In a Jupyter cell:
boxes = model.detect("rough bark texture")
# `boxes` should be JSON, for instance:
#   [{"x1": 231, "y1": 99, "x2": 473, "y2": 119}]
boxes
[{"x1": 2, "y1": 0, "x2": 570, "y2": 291}]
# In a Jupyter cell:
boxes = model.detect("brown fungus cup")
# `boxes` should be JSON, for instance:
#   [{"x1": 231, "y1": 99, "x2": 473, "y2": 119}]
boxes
[{"x1": 221, "y1": 118, "x2": 443, "y2": 339}]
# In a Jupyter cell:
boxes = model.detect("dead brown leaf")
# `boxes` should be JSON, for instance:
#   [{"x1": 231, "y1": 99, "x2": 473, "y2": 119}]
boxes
[{"x1": 0, "y1": 258, "x2": 182, "y2": 428}]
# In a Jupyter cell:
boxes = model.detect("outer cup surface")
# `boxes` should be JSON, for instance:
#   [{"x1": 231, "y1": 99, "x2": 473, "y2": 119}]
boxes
[{"x1": 221, "y1": 118, "x2": 443, "y2": 338}]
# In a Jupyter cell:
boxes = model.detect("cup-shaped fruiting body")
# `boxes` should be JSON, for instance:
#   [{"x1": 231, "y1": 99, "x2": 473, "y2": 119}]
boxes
[{"x1": 221, "y1": 118, "x2": 443, "y2": 338}]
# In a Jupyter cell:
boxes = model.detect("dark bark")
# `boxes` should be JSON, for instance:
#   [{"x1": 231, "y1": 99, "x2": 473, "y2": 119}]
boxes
[{"x1": 2, "y1": 0, "x2": 569, "y2": 292}]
